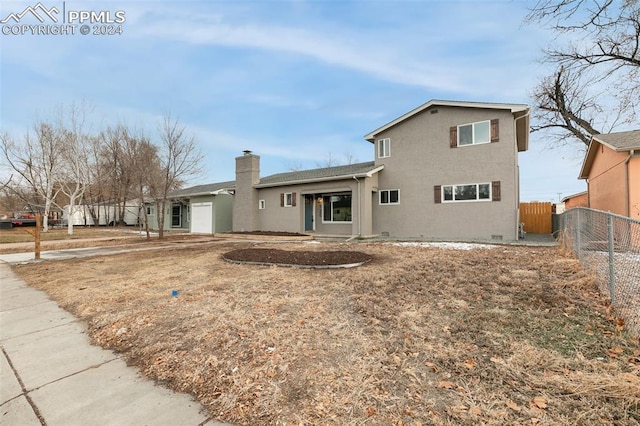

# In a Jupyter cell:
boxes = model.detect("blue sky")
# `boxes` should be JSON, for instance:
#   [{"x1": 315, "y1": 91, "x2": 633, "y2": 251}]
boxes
[{"x1": 1, "y1": 0, "x2": 592, "y2": 202}]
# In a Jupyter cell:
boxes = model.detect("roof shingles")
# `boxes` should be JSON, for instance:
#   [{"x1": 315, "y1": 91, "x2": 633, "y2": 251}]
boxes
[
  {"x1": 168, "y1": 180, "x2": 235, "y2": 198},
  {"x1": 593, "y1": 129, "x2": 640, "y2": 151},
  {"x1": 257, "y1": 161, "x2": 379, "y2": 186},
  {"x1": 167, "y1": 161, "x2": 382, "y2": 197}
]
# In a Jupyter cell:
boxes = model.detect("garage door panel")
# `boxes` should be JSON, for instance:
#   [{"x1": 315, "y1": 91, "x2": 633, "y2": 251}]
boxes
[{"x1": 191, "y1": 203, "x2": 213, "y2": 234}]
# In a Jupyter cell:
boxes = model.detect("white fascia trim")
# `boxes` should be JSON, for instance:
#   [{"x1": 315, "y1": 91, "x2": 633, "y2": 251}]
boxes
[
  {"x1": 172, "y1": 189, "x2": 233, "y2": 198},
  {"x1": 364, "y1": 99, "x2": 529, "y2": 141}
]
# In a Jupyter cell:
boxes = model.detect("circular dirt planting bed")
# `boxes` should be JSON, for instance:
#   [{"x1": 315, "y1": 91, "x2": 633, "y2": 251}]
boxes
[{"x1": 222, "y1": 248, "x2": 372, "y2": 268}]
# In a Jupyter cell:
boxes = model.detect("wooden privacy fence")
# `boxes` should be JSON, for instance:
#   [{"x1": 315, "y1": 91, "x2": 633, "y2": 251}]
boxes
[{"x1": 520, "y1": 202, "x2": 552, "y2": 234}]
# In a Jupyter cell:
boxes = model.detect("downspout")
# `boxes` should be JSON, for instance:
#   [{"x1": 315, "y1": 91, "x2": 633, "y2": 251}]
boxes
[
  {"x1": 624, "y1": 150, "x2": 634, "y2": 217},
  {"x1": 352, "y1": 176, "x2": 361, "y2": 238}
]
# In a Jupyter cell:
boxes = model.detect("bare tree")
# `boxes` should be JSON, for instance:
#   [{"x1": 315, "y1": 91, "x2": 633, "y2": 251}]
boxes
[
  {"x1": 0, "y1": 125, "x2": 64, "y2": 231},
  {"x1": 153, "y1": 114, "x2": 203, "y2": 239},
  {"x1": 120, "y1": 129, "x2": 160, "y2": 239},
  {"x1": 531, "y1": 67, "x2": 606, "y2": 147},
  {"x1": 58, "y1": 109, "x2": 92, "y2": 235},
  {"x1": 0, "y1": 174, "x2": 12, "y2": 193},
  {"x1": 315, "y1": 152, "x2": 360, "y2": 168},
  {"x1": 526, "y1": 0, "x2": 639, "y2": 147},
  {"x1": 316, "y1": 152, "x2": 340, "y2": 168},
  {"x1": 97, "y1": 124, "x2": 143, "y2": 226}
]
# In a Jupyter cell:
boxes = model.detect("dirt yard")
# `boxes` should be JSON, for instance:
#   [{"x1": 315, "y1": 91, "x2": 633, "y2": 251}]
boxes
[{"x1": 11, "y1": 241, "x2": 640, "y2": 425}]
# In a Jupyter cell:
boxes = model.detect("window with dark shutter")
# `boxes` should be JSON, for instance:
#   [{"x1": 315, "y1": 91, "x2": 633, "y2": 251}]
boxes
[
  {"x1": 280, "y1": 193, "x2": 284, "y2": 207},
  {"x1": 292, "y1": 192, "x2": 297, "y2": 207},
  {"x1": 492, "y1": 181, "x2": 501, "y2": 201},
  {"x1": 490, "y1": 119, "x2": 499, "y2": 142},
  {"x1": 434, "y1": 185, "x2": 442, "y2": 203},
  {"x1": 449, "y1": 127, "x2": 457, "y2": 148}
]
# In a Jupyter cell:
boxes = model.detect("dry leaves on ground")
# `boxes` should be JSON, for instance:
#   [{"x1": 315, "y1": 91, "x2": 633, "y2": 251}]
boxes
[{"x1": 13, "y1": 241, "x2": 640, "y2": 425}]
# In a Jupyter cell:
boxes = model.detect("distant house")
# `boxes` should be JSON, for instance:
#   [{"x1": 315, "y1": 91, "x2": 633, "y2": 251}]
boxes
[
  {"x1": 559, "y1": 191, "x2": 588, "y2": 212},
  {"x1": 147, "y1": 182, "x2": 235, "y2": 234},
  {"x1": 62, "y1": 200, "x2": 143, "y2": 226},
  {"x1": 158, "y1": 99, "x2": 531, "y2": 241},
  {"x1": 579, "y1": 130, "x2": 640, "y2": 219}
]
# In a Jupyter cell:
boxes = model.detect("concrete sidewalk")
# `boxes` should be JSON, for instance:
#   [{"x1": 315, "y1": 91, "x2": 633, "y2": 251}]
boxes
[
  {"x1": 0, "y1": 244, "x2": 177, "y2": 264},
  {"x1": 0, "y1": 262, "x2": 227, "y2": 426}
]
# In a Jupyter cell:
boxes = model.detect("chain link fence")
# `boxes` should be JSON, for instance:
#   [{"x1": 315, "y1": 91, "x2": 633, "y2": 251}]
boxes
[{"x1": 558, "y1": 207, "x2": 640, "y2": 337}]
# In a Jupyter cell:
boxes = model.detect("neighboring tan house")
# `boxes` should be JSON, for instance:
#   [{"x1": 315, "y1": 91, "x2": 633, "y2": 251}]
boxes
[
  {"x1": 559, "y1": 191, "x2": 588, "y2": 212},
  {"x1": 578, "y1": 130, "x2": 640, "y2": 220},
  {"x1": 160, "y1": 99, "x2": 530, "y2": 240}
]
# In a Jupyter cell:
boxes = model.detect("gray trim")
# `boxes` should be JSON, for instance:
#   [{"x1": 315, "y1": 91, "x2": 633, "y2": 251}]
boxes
[
  {"x1": 256, "y1": 163, "x2": 384, "y2": 188},
  {"x1": 168, "y1": 181, "x2": 235, "y2": 198}
]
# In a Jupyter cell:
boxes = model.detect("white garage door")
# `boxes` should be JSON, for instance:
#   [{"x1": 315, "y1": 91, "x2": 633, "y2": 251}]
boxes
[{"x1": 191, "y1": 202, "x2": 213, "y2": 234}]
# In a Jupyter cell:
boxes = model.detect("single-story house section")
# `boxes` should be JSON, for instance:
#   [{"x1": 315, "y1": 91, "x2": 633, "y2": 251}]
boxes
[
  {"x1": 579, "y1": 129, "x2": 640, "y2": 219},
  {"x1": 147, "y1": 181, "x2": 235, "y2": 234},
  {"x1": 157, "y1": 99, "x2": 531, "y2": 241},
  {"x1": 233, "y1": 156, "x2": 383, "y2": 236}
]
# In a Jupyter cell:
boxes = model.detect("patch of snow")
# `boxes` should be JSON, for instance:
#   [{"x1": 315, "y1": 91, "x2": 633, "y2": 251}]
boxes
[
  {"x1": 124, "y1": 230, "x2": 159, "y2": 236},
  {"x1": 392, "y1": 242, "x2": 497, "y2": 250}
]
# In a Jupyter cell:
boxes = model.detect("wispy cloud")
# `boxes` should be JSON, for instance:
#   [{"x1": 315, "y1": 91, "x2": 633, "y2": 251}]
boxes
[{"x1": 136, "y1": 16, "x2": 465, "y2": 92}]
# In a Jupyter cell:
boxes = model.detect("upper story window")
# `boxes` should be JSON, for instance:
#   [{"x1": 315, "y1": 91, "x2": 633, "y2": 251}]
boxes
[
  {"x1": 450, "y1": 119, "x2": 499, "y2": 148},
  {"x1": 377, "y1": 138, "x2": 390, "y2": 158},
  {"x1": 379, "y1": 189, "x2": 400, "y2": 205},
  {"x1": 258, "y1": 199, "x2": 266, "y2": 209},
  {"x1": 459, "y1": 121, "x2": 490, "y2": 146}
]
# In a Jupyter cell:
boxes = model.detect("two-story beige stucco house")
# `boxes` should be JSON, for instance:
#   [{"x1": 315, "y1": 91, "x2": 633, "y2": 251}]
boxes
[{"x1": 161, "y1": 99, "x2": 531, "y2": 241}]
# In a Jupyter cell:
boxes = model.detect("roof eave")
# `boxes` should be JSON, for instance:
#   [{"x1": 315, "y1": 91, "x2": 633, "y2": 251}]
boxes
[
  {"x1": 578, "y1": 138, "x2": 598, "y2": 179},
  {"x1": 169, "y1": 188, "x2": 234, "y2": 198},
  {"x1": 364, "y1": 99, "x2": 529, "y2": 141},
  {"x1": 515, "y1": 110, "x2": 530, "y2": 152},
  {"x1": 255, "y1": 165, "x2": 384, "y2": 188},
  {"x1": 561, "y1": 191, "x2": 587, "y2": 203}
]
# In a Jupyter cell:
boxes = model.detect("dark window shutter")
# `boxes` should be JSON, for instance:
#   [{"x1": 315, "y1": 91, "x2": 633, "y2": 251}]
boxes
[
  {"x1": 292, "y1": 192, "x2": 297, "y2": 207},
  {"x1": 490, "y1": 119, "x2": 499, "y2": 142},
  {"x1": 434, "y1": 185, "x2": 442, "y2": 204},
  {"x1": 280, "y1": 193, "x2": 284, "y2": 207},
  {"x1": 450, "y1": 126, "x2": 457, "y2": 148},
  {"x1": 492, "y1": 181, "x2": 501, "y2": 201}
]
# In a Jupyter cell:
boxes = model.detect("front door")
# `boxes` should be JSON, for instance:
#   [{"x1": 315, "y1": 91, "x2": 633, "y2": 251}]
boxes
[
  {"x1": 304, "y1": 195, "x2": 314, "y2": 231},
  {"x1": 171, "y1": 204, "x2": 182, "y2": 227}
]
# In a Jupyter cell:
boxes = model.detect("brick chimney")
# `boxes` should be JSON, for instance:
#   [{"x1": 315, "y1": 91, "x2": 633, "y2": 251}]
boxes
[{"x1": 233, "y1": 151, "x2": 260, "y2": 231}]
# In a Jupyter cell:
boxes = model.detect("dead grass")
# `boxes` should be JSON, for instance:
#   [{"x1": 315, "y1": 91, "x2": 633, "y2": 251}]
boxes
[
  {"x1": 12, "y1": 241, "x2": 640, "y2": 425},
  {"x1": 0, "y1": 228, "x2": 197, "y2": 253}
]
